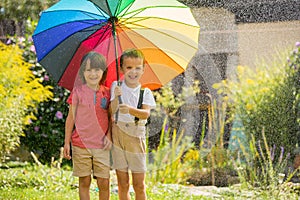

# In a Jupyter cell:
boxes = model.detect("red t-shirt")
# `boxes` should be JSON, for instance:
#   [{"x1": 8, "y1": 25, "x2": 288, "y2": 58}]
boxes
[{"x1": 67, "y1": 84, "x2": 110, "y2": 149}]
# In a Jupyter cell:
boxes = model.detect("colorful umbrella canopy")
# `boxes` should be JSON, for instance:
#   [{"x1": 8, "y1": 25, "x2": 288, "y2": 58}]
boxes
[{"x1": 33, "y1": 0, "x2": 200, "y2": 91}]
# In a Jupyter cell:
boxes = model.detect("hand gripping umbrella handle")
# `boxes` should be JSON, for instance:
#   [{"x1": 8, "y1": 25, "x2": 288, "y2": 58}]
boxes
[{"x1": 115, "y1": 82, "x2": 123, "y2": 124}]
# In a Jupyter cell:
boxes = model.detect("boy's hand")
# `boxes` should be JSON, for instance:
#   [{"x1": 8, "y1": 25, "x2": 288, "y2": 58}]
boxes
[
  {"x1": 114, "y1": 86, "x2": 122, "y2": 97},
  {"x1": 119, "y1": 104, "x2": 131, "y2": 114},
  {"x1": 63, "y1": 143, "x2": 72, "y2": 160}
]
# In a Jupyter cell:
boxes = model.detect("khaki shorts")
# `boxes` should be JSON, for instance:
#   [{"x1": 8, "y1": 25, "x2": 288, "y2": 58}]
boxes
[
  {"x1": 111, "y1": 123, "x2": 146, "y2": 173},
  {"x1": 72, "y1": 146, "x2": 110, "y2": 178}
]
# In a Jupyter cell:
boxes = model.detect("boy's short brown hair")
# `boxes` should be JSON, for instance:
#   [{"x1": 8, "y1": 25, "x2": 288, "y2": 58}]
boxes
[
  {"x1": 120, "y1": 48, "x2": 145, "y2": 68},
  {"x1": 79, "y1": 51, "x2": 107, "y2": 84}
]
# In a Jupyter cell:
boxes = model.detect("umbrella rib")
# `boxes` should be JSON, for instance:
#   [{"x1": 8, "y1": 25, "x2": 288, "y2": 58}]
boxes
[
  {"x1": 115, "y1": 29, "x2": 162, "y2": 86},
  {"x1": 121, "y1": 16, "x2": 199, "y2": 29},
  {"x1": 86, "y1": 25, "x2": 112, "y2": 49},
  {"x1": 119, "y1": 27, "x2": 186, "y2": 72},
  {"x1": 87, "y1": 0, "x2": 112, "y2": 16},
  {"x1": 119, "y1": 5, "x2": 186, "y2": 20},
  {"x1": 74, "y1": 10, "x2": 109, "y2": 23},
  {"x1": 118, "y1": 20, "x2": 198, "y2": 50},
  {"x1": 115, "y1": 0, "x2": 136, "y2": 18}
]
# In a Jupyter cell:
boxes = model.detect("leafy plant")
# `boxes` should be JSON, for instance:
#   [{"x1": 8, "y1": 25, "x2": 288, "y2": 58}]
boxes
[
  {"x1": 147, "y1": 118, "x2": 193, "y2": 184},
  {"x1": 0, "y1": 42, "x2": 52, "y2": 161},
  {"x1": 5, "y1": 20, "x2": 71, "y2": 165},
  {"x1": 0, "y1": 0, "x2": 58, "y2": 22},
  {"x1": 183, "y1": 100, "x2": 237, "y2": 187},
  {"x1": 153, "y1": 81, "x2": 200, "y2": 118},
  {"x1": 213, "y1": 42, "x2": 300, "y2": 159},
  {"x1": 232, "y1": 130, "x2": 299, "y2": 199}
]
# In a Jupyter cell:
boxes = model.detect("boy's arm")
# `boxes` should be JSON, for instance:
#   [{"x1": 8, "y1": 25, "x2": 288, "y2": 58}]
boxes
[
  {"x1": 103, "y1": 106, "x2": 112, "y2": 150},
  {"x1": 110, "y1": 85, "x2": 121, "y2": 114},
  {"x1": 119, "y1": 104, "x2": 151, "y2": 120},
  {"x1": 110, "y1": 97, "x2": 119, "y2": 114},
  {"x1": 63, "y1": 105, "x2": 75, "y2": 160}
]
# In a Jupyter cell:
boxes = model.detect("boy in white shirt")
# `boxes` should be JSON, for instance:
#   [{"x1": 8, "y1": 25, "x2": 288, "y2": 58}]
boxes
[{"x1": 110, "y1": 48, "x2": 156, "y2": 200}]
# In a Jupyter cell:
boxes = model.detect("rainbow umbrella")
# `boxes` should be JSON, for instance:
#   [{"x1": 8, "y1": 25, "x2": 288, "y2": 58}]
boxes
[{"x1": 32, "y1": 0, "x2": 200, "y2": 91}]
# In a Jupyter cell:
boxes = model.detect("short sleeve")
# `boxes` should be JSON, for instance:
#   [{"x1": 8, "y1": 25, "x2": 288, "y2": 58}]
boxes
[
  {"x1": 110, "y1": 81, "x2": 118, "y2": 101},
  {"x1": 142, "y1": 88, "x2": 156, "y2": 109}
]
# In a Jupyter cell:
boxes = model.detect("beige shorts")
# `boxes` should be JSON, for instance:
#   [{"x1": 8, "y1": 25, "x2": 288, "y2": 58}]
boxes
[
  {"x1": 72, "y1": 146, "x2": 110, "y2": 178},
  {"x1": 111, "y1": 123, "x2": 146, "y2": 173}
]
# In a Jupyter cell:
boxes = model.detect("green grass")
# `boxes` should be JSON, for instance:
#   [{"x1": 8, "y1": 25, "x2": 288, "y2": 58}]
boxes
[
  {"x1": 0, "y1": 163, "x2": 210, "y2": 200},
  {"x1": 0, "y1": 184, "x2": 210, "y2": 200},
  {"x1": 0, "y1": 188, "x2": 81, "y2": 200},
  {"x1": 1, "y1": 162, "x2": 299, "y2": 200}
]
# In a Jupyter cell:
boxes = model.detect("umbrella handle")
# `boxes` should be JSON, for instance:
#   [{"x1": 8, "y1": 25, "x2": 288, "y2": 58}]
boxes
[
  {"x1": 115, "y1": 93, "x2": 123, "y2": 124},
  {"x1": 118, "y1": 96, "x2": 123, "y2": 104}
]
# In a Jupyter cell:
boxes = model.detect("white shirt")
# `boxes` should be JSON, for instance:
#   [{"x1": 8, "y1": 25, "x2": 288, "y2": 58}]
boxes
[{"x1": 110, "y1": 81, "x2": 156, "y2": 123}]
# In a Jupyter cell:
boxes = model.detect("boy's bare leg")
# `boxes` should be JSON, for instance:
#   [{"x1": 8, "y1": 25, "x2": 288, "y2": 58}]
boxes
[
  {"x1": 132, "y1": 172, "x2": 146, "y2": 200},
  {"x1": 116, "y1": 170, "x2": 131, "y2": 200},
  {"x1": 79, "y1": 176, "x2": 91, "y2": 200},
  {"x1": 97, "y1": 177, "x2": 110, "y2": 200}
]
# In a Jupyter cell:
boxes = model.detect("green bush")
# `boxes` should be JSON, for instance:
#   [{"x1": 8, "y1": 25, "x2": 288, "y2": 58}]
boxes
[
  {"x1": 147, "y1": 118, "x2": 192, "y2": 184},
  {"x1": 5, "y1": 21, "x2": 71, "y2": 164},
  {"x1": 214, "y1": 42, "x2": 300, "y2": 158},
  {"x1": 0, "y1": 42, "x2": 52, "y2": 162}
]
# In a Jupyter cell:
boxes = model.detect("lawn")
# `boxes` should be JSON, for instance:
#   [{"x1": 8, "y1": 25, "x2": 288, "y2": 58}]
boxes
[
  {"x1": 0, "y1": 162, "x2": 211, "y2": 200},
  {"x1": 1, "y1": 162, "x2": 299, "y2": 200}
]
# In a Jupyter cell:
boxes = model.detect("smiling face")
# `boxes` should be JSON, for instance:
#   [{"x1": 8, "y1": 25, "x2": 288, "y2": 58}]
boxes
[
  {"x1": 83, "y1": 59, "x2": 104, "y2": 89},
  {"x1": 121, "y1": 56, "x2": 144, "y2": 88},
  {"x1": 78, "y1": 52, "x2": 107, "y2": 89}
]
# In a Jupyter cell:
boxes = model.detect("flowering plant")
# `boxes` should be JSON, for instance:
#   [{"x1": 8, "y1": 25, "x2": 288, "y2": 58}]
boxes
[
  {"x1": 7, "y1": 20, "x2": 70, "y2": 164},
  {"x1": 213, "y1": 41, "x2": 300, "y2": 158}
]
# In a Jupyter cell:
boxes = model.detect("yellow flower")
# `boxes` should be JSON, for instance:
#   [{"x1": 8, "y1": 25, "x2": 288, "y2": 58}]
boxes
[
  {"x1": 246, "y1": 79, "x2": 255, "y2": 85},
  {"x1": 237, "y1": 65, "x2": 245, "y2": 75},
  {"x1": 184, "y1": 149, "x2": 199, "y2": 162},
  {"x1": 260, "y1": 87, "x2": 270, "y2": 93},
  {"x1": 246, "y1": 103, "x2": 254, "y2": 111}
]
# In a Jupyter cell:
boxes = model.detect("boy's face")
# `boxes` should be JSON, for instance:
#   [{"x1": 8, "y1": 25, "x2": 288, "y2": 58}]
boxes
[
  {"x1": 121, "y1": 56, "x2": 144, "y2": 88},
  {"x1": 83, "y1": 59, "x2": 104, "y2": 89}
]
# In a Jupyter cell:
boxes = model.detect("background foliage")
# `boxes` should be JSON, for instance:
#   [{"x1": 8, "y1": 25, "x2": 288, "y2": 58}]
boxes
[
  {"x1": 0, "y1": 0, "x2": 58, "y2": 21},
  {"x1": 214, "y1": 42, "x2": 300, "y2": 159},
  {"x1": 12, "y1": 20, "x2": 70, "y2": 164},
  {"x1": 0, "y1": 42, "x2": 52, "y2": 161}
]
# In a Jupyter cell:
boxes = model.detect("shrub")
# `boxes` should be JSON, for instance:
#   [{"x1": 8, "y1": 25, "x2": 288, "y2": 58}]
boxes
[
  {"x1": 147, "y1": 118, "x2": 193, "y2": 184},
  {"x1": 5, "y1": 21, "x2": 71, "y2": 165},
  {"x1": 214, "y1": 42, "x2": 300, "y2": 158},
  {"x1": 0, "y1": 42, "x2": 52, "y2": 161}
]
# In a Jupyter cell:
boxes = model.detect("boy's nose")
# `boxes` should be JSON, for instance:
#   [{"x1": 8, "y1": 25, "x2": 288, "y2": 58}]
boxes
[{"x1": 131, "y1": 68, "x2": 137, "y2": 73}]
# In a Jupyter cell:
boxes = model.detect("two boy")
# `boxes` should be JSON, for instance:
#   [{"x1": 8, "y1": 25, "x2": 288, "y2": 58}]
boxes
[{"x1": 64, "y1": 49, "x2": 156, "y2": 200}]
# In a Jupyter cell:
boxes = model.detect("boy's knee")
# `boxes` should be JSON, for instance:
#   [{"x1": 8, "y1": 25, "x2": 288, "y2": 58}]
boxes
[
  {"x1": 79, "y1": 176, "x2": 91, "y2": 187},
  {"x1": 97, "y1": 178, "x2": 110, "y2": 191},
  {"x1": 118, "y1": 181, "x2": 130, "y2": 190},
  {"x1": 133, "y1": 182, "x2": 145, "y2": 192}
]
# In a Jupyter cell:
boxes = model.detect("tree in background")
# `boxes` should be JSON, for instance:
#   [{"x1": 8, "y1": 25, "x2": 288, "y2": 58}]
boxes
[{"x1": 0, "y1": 0, "x2": 58, "y2": 36}]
